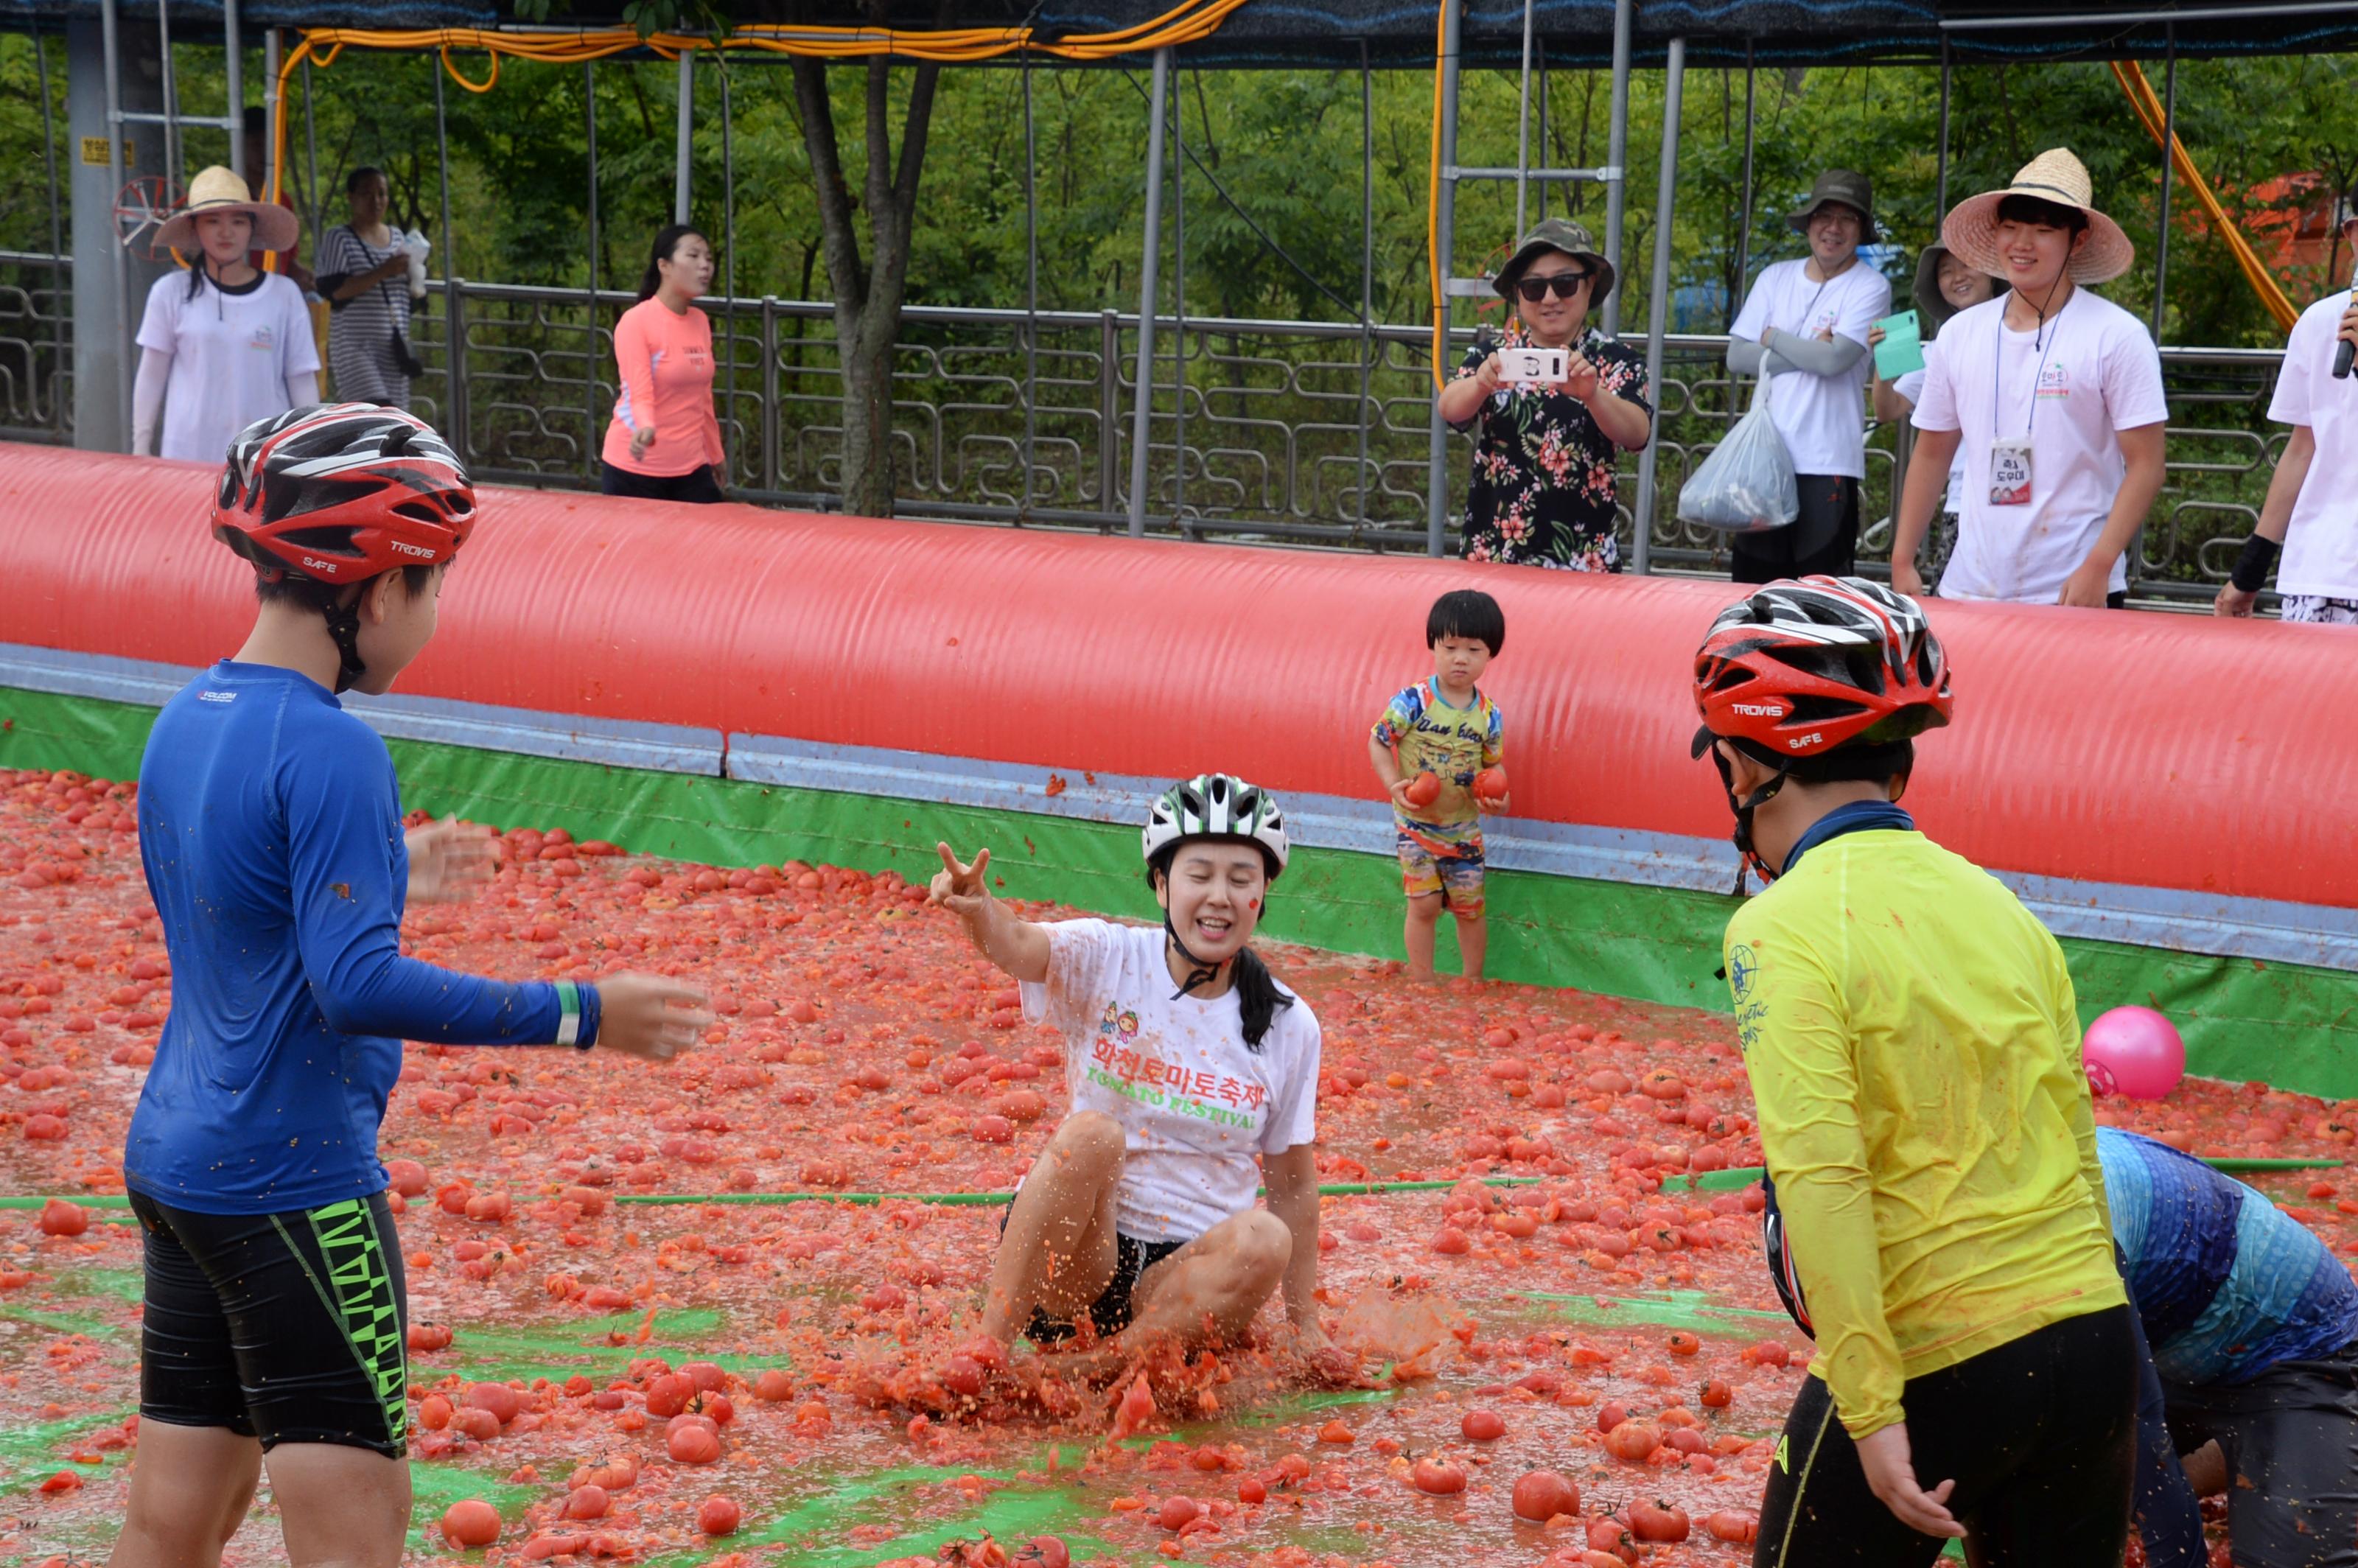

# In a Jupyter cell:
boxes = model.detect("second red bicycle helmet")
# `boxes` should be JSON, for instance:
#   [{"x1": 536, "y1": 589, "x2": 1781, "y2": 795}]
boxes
[
  {"x1": 211, "y1": 403, "x2": 475, "y2": 690},
  {"x1": 1690, "y1": 575, "x2": 1953, "y2": 886}
]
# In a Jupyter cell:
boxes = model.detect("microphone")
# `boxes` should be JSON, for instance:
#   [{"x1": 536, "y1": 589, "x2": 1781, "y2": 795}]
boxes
[{"x1": 2337, "y1": 279, "x2": 2358, "y2": 380}]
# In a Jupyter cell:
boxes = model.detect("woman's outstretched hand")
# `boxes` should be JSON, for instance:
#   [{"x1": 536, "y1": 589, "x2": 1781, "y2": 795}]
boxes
[{"x1": 929, "y1": 842, "x2": 994, "y2": 918}]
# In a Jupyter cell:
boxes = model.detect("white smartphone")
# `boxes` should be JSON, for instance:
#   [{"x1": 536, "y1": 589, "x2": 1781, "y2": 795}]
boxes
[{"x1": 1497, "y1": 346, "x2": 1568, "y2": 384}]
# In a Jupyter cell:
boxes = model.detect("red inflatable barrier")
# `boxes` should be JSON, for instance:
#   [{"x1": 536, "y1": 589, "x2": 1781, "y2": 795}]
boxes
[{"x1": 1, "y1": 442, "x2": 2348, "y2": 910}]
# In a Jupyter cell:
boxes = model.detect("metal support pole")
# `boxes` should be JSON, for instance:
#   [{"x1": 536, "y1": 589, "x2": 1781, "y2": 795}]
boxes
[
  {"x1": 721, "y1": 60, "x2": 736, "y2": 487},
  {"x1": 1629, "y1": 38, "x2": 1685, "y2": 576},
  {"x1": 674, "y1": 49, "x2": 693, "y2": 224},
  {"x1": 1172, "y1": 67, "x2": 1186, "y2": 532},
  {"x1": 1022, "y1": 54, "x2": 1039, "y2": 514},
  {"x1": 1424, "y1": 0, "x2": 1463, "y2": 556},
  {"x1": 158, "y1": 0, "x2": 181, "y2": 189},
  {"x1": 35, "y1": 28, "x2": 67, "y2": 433},
  {"x1": 223, "y1": 0, "x2": 243, "y2": 181},
  {"x1": 1733, "y1": 43, "x2": 1754, "y2": 324},
  {"x1": 1358, "y1": 38, "x2": 1374, "y2": 538},
  {"x1": 1099, "y1": 309, "x2": 1119, "y2": 525},
  {"x1": 760, "y1": 297, "x2": 780, "y2": 492},
  {"x1": 1536, "y1": 35, "x2": 1549, "y2": 223},
  {"x1": 102, "y1": 0, "x2": 132, "y2": 447},
  {"x1": 1514, "y1": 0, "x2": 1536, "y2": 239},
  {"x1": 303, "y1": 56, "x2": 319, "y2": 223},
  {"x1": 1124, "y1": 47, "x2": 1171, "y2": 539},
  {"x1": 1600, "y1": 0, "x2": 1634, "y2": 337},
  {"x1": 434, "y1": 62, "x2": 463, "y2": 456},
  {"x1": 261, "y1": 29, "x2": 279, "y2": 203},
  {"x1": 1934, "y1": 40, "x2": 1952, "y2": 219},
  {"x1": 2151, "y1": 34, "x2": 2177, "y2": 341},
  {"x1": 584, "y1": 62, "x2": 599, "y2": 466}
]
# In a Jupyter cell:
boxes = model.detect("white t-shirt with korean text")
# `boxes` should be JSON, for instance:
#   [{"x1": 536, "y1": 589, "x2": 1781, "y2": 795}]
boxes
[
  {"x1": 1913, "y1": 288, "x2": 2169, "y2": 603},
  {"x1": 1020, "y1": 919, "x2": 1321, "y2": 1242},
  {"x1": 1729, "y1": 257, "x2": 1892, "y2": 478},
  {"x1": 2265, "y1": 290, "x2": 2358, "y2": 602}
]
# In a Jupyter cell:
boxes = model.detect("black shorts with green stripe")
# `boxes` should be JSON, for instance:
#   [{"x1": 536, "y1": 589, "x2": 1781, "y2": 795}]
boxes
[{"x1": 129, "y1": 1190, "x2": 410, "y2": 1457}]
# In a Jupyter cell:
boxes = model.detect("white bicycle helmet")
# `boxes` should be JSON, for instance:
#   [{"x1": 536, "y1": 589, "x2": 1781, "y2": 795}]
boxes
[{"x1": 1143, "y1": 773, "x2": 1290, "y2": 878}]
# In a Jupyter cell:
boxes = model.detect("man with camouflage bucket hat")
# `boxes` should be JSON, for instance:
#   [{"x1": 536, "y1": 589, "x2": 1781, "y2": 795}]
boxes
[
  {"x1": 1435, "y1": 217, "x2": 1654, "y2": 571},
  {"x1": 1725, "y1": 168, "x2": 1892, "y2": 584}
]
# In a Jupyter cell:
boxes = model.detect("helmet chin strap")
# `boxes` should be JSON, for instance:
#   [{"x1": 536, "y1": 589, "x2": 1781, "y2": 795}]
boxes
[
  {"x1": 1710, "y1": 743, "x2": 1789, "y2": 895},
  {"x1": 318, "y1": 595, "x2": 368, "y2": 694},
  {"x1": 1163, "y1": 916, "x2": 1229, "y2": 1001}
]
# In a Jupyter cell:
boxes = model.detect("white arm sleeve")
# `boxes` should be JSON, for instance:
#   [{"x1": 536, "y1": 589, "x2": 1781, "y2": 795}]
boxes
[{"x1": 131, "y1": 346, "x2": 172, "y2": 457}]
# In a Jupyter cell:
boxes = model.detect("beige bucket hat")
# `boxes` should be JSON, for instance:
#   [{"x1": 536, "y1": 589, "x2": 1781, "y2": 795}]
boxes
[
  {"x1": 155, "y1": 165, "x2": 299, "y2": 256},
  {"x1": 1939, "y1": 148, "x2": 2135, "y2": 286}
]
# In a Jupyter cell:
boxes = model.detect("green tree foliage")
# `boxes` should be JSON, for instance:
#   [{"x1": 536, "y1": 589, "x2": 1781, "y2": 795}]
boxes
[{"x1": 4, "y1": 39, "x2": 2354, "y2": 330}]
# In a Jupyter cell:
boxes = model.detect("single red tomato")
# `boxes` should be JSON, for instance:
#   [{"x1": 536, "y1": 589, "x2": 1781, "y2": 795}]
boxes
[
  {"x1": 1603, "y1": 1421, "x2": 1660, "y2": 1462},
  {"x1": 1404, "y1": 771, "x2": 1443, "y2": 809},
  {"x1": 440, "y1": 1500, "x2": 502, "y2": 1548},
  {"x1": 667, "y1": 1422, "x2": 721, "y2": 1465},
  {"x1": 1411, "y1": 1457, "x2": 1466, "y2": 1495},
  {"x1": 1460, "y1": 1408, "x2": 1506, "y2": 1441},
  {"x1": 1510, "y1": 1469, "x2": 1580, "y2": 1522},
  {"x1": 1630, "y1": 1499, "x2": 1690, "y2": 1542},
  {"x1": 696, "y1": 1496, "x2": 741, "y2": 1536}
]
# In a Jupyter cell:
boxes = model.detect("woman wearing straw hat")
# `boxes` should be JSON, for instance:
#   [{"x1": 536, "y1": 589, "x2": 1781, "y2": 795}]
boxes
[
  {"x1": 1724, "y1": 169, "x2": 1894, "y2": 584},
  {"x1": 133, "y1": 166, "x2": 320, "y2": 463},
  {"x1": 1892, "y1": 150, "x2": 2169, "y2": 609},
  {"x1": 1436, "y1": 218, "x2": 1652, "y2": 571}
]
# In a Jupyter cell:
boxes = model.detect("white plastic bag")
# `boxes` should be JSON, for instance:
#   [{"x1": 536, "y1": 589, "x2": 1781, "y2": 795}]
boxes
[
  {"x1": 1677, "y1": 374, "x2": 1798, "y2": 533},
  {"x1": 402, "y1": 227, "x2": 433, "y2": 301}
]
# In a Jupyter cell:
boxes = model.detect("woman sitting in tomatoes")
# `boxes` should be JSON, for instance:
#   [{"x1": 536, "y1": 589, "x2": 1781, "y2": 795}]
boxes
[{"x1": 929, "y1": 774, "x2": 1325, "y2": 1378}]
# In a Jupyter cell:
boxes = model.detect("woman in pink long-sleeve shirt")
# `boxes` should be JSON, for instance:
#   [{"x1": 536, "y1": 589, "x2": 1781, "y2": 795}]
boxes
[{"x1": 602, "y1": 224, "x2": 727, "y2": 503}]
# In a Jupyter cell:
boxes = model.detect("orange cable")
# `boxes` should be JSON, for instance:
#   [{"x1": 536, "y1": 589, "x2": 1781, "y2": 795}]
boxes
[{"x1": 2110, "y1": 61, "x2": 2298, "y2": 334}]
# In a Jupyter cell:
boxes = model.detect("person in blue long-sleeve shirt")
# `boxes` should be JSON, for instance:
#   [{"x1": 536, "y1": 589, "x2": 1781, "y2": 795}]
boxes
[
  {"x1": 2101, "y1": 1127, "x2": 2358, "y2": 1568},
  {"x1": 109, "y1": 403, "x2": 710, "y2": 1568}
]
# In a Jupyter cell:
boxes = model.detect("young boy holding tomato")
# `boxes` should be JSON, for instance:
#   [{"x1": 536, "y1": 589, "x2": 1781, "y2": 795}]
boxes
[{"x1": 1368, "y1": 589, "x2": 1507, "y2": 981}]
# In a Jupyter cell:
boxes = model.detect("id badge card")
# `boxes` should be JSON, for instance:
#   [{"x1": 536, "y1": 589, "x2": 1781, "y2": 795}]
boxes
[{"x1": 1989, "y1": 439, "x2": 2033, "y2": 506}]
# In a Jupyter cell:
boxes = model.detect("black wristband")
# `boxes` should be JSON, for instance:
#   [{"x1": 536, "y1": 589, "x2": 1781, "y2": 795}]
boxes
[{"x1": 2230, "y1": 533, "x2": 2281, "y2": 594}]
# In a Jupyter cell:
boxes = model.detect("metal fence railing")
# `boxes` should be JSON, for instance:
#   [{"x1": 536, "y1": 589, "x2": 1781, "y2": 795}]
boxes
[
  {"x1": 0, "y1": 251, "x2": 71, "y2": 446},
  {"x1": 0, "y1": 258, "x2": 2292, "y2": 608}
]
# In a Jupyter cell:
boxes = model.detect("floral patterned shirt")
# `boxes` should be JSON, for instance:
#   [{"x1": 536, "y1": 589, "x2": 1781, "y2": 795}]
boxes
[{"x1": 1449, "y1": 324, "x2": 1651, "y2": 571}]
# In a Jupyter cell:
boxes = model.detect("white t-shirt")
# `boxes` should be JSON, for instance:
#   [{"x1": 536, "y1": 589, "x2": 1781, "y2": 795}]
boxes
[
  {"x1": 1729, "y1": 257, "x2": 1892, "y2": 478},
  {"x1": 1913, "y1": 288, "x2": 2169, "y2": 603},
  {"x1": 136, "y1": 269, "x2": 321, "y2": 463},
  {"x1": 2265, "y1": 290, "x2": 2358, "y2": 601},
  {"x1": 1892, "y1": 366, "x2": 1964, "y2": 514},
  {"x1": 1020, "y1": 919, "x2": 1321, "y2": 1242}
]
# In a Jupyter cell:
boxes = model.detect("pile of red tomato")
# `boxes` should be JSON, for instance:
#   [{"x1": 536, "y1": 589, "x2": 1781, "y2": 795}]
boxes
[{"x1": 1, "y1": 765, "x2": 2331, "y2": 1564}]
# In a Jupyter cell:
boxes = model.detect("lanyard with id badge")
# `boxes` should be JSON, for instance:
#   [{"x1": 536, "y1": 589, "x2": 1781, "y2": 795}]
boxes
[{"x1": 1990, "y1": 313, "x2": 2060, "y2": 507}]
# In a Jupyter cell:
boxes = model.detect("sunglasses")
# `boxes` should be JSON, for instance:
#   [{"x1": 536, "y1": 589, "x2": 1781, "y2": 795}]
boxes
[{"x1": 1515, "y1": 271, "x2": 1590, "y2": 302}]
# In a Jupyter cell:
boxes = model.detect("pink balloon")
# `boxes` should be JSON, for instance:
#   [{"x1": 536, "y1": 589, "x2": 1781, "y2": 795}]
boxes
[{"x1": 2083, "y1": 1006, "x2": 2185, "y2": 1100}]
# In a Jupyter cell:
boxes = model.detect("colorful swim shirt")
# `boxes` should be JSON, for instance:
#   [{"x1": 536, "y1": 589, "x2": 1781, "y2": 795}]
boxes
[{"x1": 1371, "y1": 679, "x2": 1505, "y2": 860}]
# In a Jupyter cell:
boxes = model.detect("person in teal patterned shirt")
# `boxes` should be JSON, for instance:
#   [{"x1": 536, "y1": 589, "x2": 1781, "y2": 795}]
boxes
[{"x1": 1368, "y1": 590, "x2": 1507, "y2": 979}]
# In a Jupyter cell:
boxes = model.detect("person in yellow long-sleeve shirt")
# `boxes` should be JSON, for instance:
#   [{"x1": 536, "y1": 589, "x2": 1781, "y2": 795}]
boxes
[{"x1": 1691, "y1": 576, "x2": 2135, "y2": 1567}]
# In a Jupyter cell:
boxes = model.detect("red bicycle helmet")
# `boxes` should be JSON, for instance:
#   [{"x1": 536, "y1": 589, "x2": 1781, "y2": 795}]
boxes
[
  {"x1": 1691, "y1": 576, "x2": 1953, "y2": 889},
  {"x1": 212, "y1": 402, "x2": 473, "y2": 586},
  {"x1": 1692, "y1": 575, "x2": 1952, "y2": 764}
]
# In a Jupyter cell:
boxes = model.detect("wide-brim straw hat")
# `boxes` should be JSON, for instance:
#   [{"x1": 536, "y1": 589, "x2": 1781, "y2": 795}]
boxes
[
  {"x1": 1495, "y1": 217, "x2": 1617, "y2": 307},
  {"x1": 1940, "y1": 148, "x2": 2135, "y2": 286},
  {"x1": 155, "y1": 165, "x2": 299, "y2": 256},
  {"x1": 1911, "y1": 243, "x2": 2007, "y2": 337},
  {"x1": 1786, "y1": 169, "x2": 1877, "y2": 238}
]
